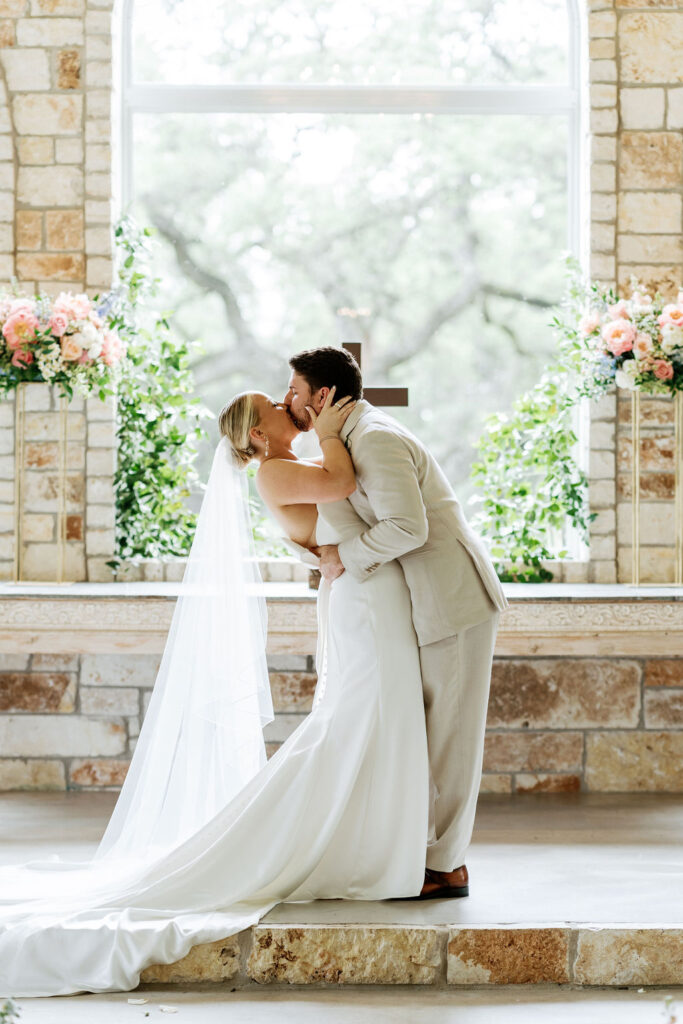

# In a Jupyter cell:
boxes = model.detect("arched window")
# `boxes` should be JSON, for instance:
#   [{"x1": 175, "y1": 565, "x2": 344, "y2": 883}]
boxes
[{"x1": 121, "y1": 0, "x2": 582, "y2": 496}]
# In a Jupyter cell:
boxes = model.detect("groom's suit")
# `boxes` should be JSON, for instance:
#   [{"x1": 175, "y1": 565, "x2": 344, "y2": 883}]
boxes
[{"x1": 318, "y1": 400, "x2": 508, "y2": 871}]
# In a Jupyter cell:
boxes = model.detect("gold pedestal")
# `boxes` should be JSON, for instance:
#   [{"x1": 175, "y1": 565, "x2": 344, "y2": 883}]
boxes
[
  {"x1": 631, "y1": 390, "x2": 683, "y2": 586},
  {"x1": 13, "y1": 382, "x2": 70, "y2": 585}
]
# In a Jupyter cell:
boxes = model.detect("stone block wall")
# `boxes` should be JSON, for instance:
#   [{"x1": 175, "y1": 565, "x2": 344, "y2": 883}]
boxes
[
  {"x1": 1, "y1": 648, "x2": 681, "y2": 793},
  {"x1": 0, "y1": 383, "x2": 116, "y2": 581},
  {"x1": 586, "y1": 0, "x2": 683, "y2": 583}
]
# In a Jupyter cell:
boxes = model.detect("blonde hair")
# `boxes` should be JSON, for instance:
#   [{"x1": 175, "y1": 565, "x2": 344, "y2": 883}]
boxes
[{"x1": 218, "y1": 392, "x2": 261, "y2": 468}]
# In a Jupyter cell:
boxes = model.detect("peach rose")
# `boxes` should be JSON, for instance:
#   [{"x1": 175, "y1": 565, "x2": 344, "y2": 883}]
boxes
[
  {"x1": 101, "y1": 331, "x2": 123, "y2": 366},
  {"x1": 633, "y1": 331, "x2": 654, "y2": 359},
  {"x1": 2, "y1": 309, "x2": 40, "y2": 350},
  {"x1": 60, "y1": 332, "x2": 84, "y2": 361},
  {"x1": 653, "y1": 359, "x2": 674, "y2": 381},
  {"x1": 601, "y1": 318, "x2": 636, "y2": 357},
  {"x1": 658, "y1": 304, "x2": 683, "y2": 328},
  {"x1": 579, "y1": 312, "x2": 601, "y2": 336},
  {"x1": 11, "y1": 347, "x2": 34, "y2": 368},
  {"x1": 608, "y1": 299, "x2": 630, "y2": 320},
  {"x1": 49, "y1": 312, "x2": 69, "y2": 338}
]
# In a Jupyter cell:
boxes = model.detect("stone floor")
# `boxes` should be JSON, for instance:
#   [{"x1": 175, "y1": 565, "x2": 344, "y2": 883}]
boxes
[{"x1": 1, "y1": 792, "x2": 682, "y2": 993}]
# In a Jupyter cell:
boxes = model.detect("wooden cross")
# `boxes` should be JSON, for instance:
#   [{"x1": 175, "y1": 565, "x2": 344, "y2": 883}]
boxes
[{"x1": 337, "y1": 309, "x2": 408, "y2": 408}]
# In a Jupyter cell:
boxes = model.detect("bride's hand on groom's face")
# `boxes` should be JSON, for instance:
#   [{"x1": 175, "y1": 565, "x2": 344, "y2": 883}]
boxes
[{"x1": 306, "y1": 386, "x2": 356, "y2": 439}]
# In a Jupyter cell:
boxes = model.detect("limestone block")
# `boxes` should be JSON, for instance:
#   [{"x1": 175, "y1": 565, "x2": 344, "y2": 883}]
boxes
[
  {"x1": 0, "y1": 715, "x2": 126, "y2": 756},
  {"x1": 483, "y1": 732, "x2": 583, "y2": 772},
  {"x1": 45, "y1": 209, "x2": 84, "y2": 251},
  {"x1": 620, "y1": 88, "x2": 665, "y2": 129},
  {"x1": 87, "y1": 420, "x2": 115, "y2": 447},
  {"x1": 16, "y1": 210, "x2": 42, "y2": 250},
  {"x1": 17, "y1": 165, "x2": 83, "y2": 207},
  {"x1": 590, "y1": 108, "x2": 617, "y2": 134},
  {"x1": 86, "y1": 447, "x2": 116, "y2": 476},
  {"x1": 617, "y1": 396, "x2": 674, "y2": 426},
  {"x1": 619, "y1": 131, "x2": 683, "y2": 189},
  {"x1": 644, "y1": 689, "x2": 683, "y2": 728},
  {"x1": 86, "y1": 35, "x2": 110, "y2": 59},
  {"x1": 25, "y1": 440, "x2": 83, "y2": 470},
  {"x1": 84, "y1": 226, "x2": 111, "y2": 255},
  {"x1": 141, "y1": 937, "x2": 240, "y2": 984},
  {"x1": 0, "y1": 0, "x2": 27, "y2": 14},
  {"x1": 562, "y1": 562, "x2": 590, "y2": 584},
  {"x1": 586, "y1": 731, "x2": 683, "y2": 790},
  {"x1": 86, "y1": 91, "x2": 109, "y2": 119},
  {"x1": 0, "y1": 654, "x2": 30, "y2": 670},
  {"x1": 591, "y1": 422, "x2": 615, "y2": 453},
  {"x1": 31, "y1": 0, "x2": 84, "y2": 11},
  {"x1": 574, "y1": 929, "x2": 683, "y2": 985},
  {"x1": 55, "y1": 137, "x2": 83, "y2": 163},
  {"x1": 81, "y1": 686, "x2": 139, "y2": 716},
  {"x1": 590, "y1": 84, "x2": 617, "y2": 109},
  {"x1": 589, "y1": 38, "x2": 615, "y2": 59},
  {"x1": 668, "y1": 87, "x2": 683, "y2": 129},
  {"x1": 163, "y1": 560, "x2": 186, "y2": 582},
  {"x1": 0, "y1": 20, "x2": 15, "y2": 46},
  {"x1": 589, "y1": 10, "x2": 615, "y2": 35},
  {"x1": 85, "y1": 9, "x2": 109, "y2": 32},
  {"x1": 487, "y1": 660, "x2": 641, "y2": 730},
  {"x1": 515, "y1": 773, "x2": 581, "y2": 793},
  {"x1": 0, "y1": 670, "x2": 75, "y2": 712},
  {"x1": 81, "y1": 652, "x2": 161, "y2": 689},
  {"x1": 618, "y1": 235, "x2": 683, "y2": 264},
  {"x1": 86, "y1": 394, "x2": 116, "y2": 421},
  {"x1": 23, "y1": 411, "x2": 85, "y2": 443},
  {"x1": 85, "y1": 59, "x2": 110, "y2": 87},
  {"x1": 22, "y1": 513, "x2": 55, "y2": 542},
  {"x1": 617, "y1": 502, "x2": 674, "y2": 545},
  {"x1": 85, "y1": 198, "x2": 110, "y2": 222},
  {"x1": 249, "y1": 926, "x2": 442, "y2": 985},
  {"x1": 0, "y1": 48, "x2": 49, "y2": 91},
  {"x1": 589, "y1": 449, "x2": 614, "y2": 480},
  {"x1": 617, "y1": 545, "x2": 677, "y2": 583},
  {"x1": 69, "y1": 757, "x2": 129, "y2": 786},
  {"x1": 618, "y1": 192, "x2": 682, "y2": 234},
  {"x1": 591, "y1": 136, "x2": 617, "y2": 162},
  {"x1": 86, "y1": 256, "x2": 113, "y2": 287},
  {"x1": 619, "y1": 13, "x2": 683, "y2": 83},
  {"x1": 645, "y1": 660, "x2": 683, "y2": 686},
  {"x1": 269, "y1": 671, "x2": 317, "y2": 712},
  {"x1": 590, "y1": 222, "x2": 614, "y2": 253},
  {"x1": 86, "y1": 556, "x2": 115, "y2": 582},
  {"x1": 590, "y1": 59, "x2": 617, "y2": 83},
  {"x1": 589, "y1": 254, "x2": 615, "y2": 281},
  {"x1": 479, "y1": 773, "x2": 512, "y2": 793},
  {"x1": 591, "y1": 390, "x2": 616, "y2": 421},
  {"x1": 0, "y1": 193, "x2": 14, "y2": 223},
  {"x1": 263, "y1": 714, "x2": 305, "y2": 744},
  {"x1": 618, "y1": 433, "x2": 674, "y2": 472},
  {"x1": 85, "y1": 527, "x2": 114, "y2": 556},
  {"x1": 16, "y1": 16, "x2": 83, "y2": 46},
  {"x1": 31, "y1": 653, "x2": 79, "y2": 670},
  {"x1": 618, "y1": 471, "x2": 674, "y2": 500},
  {"x1": 16, "y1": 253, "x2": 85, "y2": 281},
  {"x1": 85, "y1": 120, "x2": 110, "y2": 144},
  {"x1": 87, "y1": 504, "x2": 115, "y2": 529},
  {"x1": 86, "y1": 476, "x2": 114, "y2": 504},
  {"x1": 268, "y1": 655, "x2": 309, "y2": 672},
  {"x1": 142, "y1": 560, "x2": 163, "y2": 581},
  {"x1": 57, "y1": 47, "x2": 80, "y2": 89},
  {"x1": 0, "y1": 758, "x2": 65, "y2": 791},
  {"x1": 13, "y1": 93, "x2": 82, "y2": 136},
  {"x1": 617, "y1": 264, "x2": 680, "y2": 300},
  {"x1": 448, "y1": 928, "x2": 569, "y2": 984}
]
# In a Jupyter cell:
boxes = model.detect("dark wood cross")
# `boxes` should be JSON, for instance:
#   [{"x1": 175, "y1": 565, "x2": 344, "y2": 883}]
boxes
[{"x1": 337, "y1": 309, "x2": 408, "y2": 408}]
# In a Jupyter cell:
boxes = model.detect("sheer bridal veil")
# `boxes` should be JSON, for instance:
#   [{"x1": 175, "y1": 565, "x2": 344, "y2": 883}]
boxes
[{"x1": 95, "y1": 436, "x2": 274, "y2": 862}]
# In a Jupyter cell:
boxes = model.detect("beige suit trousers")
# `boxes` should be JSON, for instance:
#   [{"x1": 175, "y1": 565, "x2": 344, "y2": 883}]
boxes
[{"x1": 420, "y1": 612, "x2": 499, "y2": 871}]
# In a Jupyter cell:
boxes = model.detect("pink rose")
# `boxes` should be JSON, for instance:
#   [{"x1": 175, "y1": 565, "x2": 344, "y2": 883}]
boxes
[
  {"x1": 658, "y1": 304, "x2": 683, "y2": 328},
  {"x1": 77, "y1": 349, "x2": 92, "y2": 364},
  {"x1": 608, "y1": 299, "x2": 630, "y2": 320},
  {"x1": 653, "y1": 359, "x2": 674, "y2": 381},
  {"x1": 601, "y1": 318, "x2": 636, "y2": 357},
  {"x1": 101, "y1": 331, "x2": 123, "y2": 366},
  {"x1": 49, "y1": 312, "x2": 69, "y2": 337},
  {"x1": 633, "y1": 331, "x2": 654, "y2": 359},
  {"x1": 2, "y1": 309, "x2": 40, "y2": 350},
  {"x1": 11, "y1": 347, "x2": 34, "y2": 368},
  {"x1": 579, "y1": 312, "x2": 601, "y2": 336},
  {"x1": 9, "y1": 297, "x2": 36, "y2": 315},
  {"x1": 60, "y1": 333, "x2": 84, "y2": 361}
]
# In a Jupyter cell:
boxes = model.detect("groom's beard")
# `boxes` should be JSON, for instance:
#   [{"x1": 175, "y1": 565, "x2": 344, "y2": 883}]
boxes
[{"x1": 286, "y1": 407, "x2": 311, "y2": 432}]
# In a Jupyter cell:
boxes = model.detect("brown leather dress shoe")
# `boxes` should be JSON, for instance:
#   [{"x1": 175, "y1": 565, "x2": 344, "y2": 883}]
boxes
[{"x1": 397, "y1": 865, "x2": 469, "y2": 901}]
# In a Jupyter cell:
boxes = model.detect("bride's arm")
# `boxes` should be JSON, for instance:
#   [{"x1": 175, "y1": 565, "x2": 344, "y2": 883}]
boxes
[{"x1": 257, "y1": 391, "x2": 357, "y2": 505}]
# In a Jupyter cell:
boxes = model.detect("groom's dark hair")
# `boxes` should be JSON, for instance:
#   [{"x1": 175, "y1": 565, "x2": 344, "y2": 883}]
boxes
[{"x1": 289, "y1": 346, "x2": 363, "y2": 401}]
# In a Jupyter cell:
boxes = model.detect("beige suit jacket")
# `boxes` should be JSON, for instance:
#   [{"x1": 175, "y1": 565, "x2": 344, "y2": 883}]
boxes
[{"x1": 318, "y1": 400, "x2": 508, "y2": 647}]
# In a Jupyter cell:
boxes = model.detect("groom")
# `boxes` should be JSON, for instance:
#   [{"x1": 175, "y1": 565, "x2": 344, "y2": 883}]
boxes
[{"x1": 284, "y1": 346, "x2": 508, "y2": 899}]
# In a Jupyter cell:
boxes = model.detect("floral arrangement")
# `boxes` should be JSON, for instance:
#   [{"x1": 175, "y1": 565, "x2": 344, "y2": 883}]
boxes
[
  {"x1": 0, "y1": 289, "x2": 125, "y2": 399},
  {"x1": 578, "y1": 281, "x2": 683, "y2": 395}
]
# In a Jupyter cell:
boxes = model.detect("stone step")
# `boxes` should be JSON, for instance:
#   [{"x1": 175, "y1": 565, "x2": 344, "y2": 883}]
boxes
[{"x1": 140, "y1": 923, "x2": 683, "y2": 989}]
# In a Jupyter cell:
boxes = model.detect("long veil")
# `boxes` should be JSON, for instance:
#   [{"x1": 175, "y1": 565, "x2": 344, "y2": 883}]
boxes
[{"x1": 94, "y1": 435, "x2": 274, "y2": 861}]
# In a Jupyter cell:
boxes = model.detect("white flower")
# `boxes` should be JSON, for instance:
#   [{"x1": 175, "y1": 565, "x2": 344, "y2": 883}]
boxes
[
  {"x1": 88, "y1": 338, "x2": 103, "y2": 360},
  {"x1": 616, "y1": 362, "x2": 638, "y2": 390},
  {"x1": 80, "y1": 321, "x2": 99, "y2": 348},
  {"x1": 661, "y1": 323, "x2": 683, "y2": 354}
]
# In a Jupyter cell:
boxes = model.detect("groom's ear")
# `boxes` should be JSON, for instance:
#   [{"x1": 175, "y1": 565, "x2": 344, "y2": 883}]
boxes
[{"x1": 313, "y1": 386, "x2": 330, "y2": 410}]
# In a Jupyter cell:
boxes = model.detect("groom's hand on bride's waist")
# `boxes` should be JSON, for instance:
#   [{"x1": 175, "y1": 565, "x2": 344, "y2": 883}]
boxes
[{"x1": 319, "y1": 544, "x2": 345, "y2": 582}]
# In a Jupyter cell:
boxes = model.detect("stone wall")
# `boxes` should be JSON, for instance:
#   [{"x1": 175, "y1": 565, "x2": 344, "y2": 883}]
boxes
[
  {"x1": 586, "y1": 0, "x2": 683, "y2": 583},
  {"x1": 1, "y1": 647, "x2": 681, "y2": 792}
]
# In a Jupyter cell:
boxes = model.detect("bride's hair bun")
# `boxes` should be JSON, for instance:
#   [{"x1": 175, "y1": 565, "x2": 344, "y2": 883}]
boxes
[{"x1": 219, "y1": 392, "x2": 260, "y2": 470}]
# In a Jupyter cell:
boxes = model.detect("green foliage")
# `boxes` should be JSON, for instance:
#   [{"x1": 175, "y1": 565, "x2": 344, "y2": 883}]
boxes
[
  {"x1": 107, "y1": 218, "x2": 210, "y2": 569},
  {"x1": 470, "y1": 263, "x2": 597, "y2": 582},
  {"x1": 0, "y1": 998, "x2": 20, "y2": 1024}
]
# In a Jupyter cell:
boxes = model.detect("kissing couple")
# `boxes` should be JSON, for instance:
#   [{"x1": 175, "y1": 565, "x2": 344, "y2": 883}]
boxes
[{"x1": 0, "y1": 346, "x2": 507, "y2": 997}]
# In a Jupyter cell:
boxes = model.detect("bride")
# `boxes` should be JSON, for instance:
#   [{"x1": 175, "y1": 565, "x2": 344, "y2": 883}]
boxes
[{"x1": 0, "y1": 385, "x2": 430, "y2": 997}]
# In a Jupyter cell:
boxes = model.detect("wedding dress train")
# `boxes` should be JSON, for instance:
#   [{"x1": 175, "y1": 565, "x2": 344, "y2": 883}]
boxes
[{"x1": 0, "y1": 518, "x2": 430, "y2": 996}]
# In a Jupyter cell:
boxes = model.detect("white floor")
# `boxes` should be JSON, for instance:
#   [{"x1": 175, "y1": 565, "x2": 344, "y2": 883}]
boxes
[{"x1": 5, "y1": 986, "x2": 682, "y2": 1024}]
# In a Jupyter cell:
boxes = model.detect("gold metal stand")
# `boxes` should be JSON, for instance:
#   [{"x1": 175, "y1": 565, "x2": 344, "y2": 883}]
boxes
[
  {"x1": 631, "y1": 389, "x2": 683, "y2": 586},
  {"x1": 13, "y1": 383, "x2": 70, "y2": 584}
]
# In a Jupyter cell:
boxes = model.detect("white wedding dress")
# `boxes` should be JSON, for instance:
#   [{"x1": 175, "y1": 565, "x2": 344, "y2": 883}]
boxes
[{"x1": 0, "y1": 513, "x2": 430, "y2": 997}]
